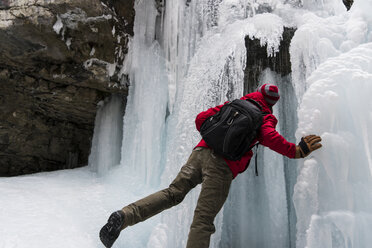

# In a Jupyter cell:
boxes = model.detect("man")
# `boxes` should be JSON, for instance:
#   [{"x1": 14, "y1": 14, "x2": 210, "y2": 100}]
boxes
[{"x1": 99, "y1": 84, "x2": 322, "y2": 248}]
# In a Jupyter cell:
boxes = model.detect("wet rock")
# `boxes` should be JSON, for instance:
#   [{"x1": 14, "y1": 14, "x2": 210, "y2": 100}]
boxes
[
  {"x1": 343, "y1": 0, "x2": 353, "y2": 11},
  {"x1": 244, "y1": 27, "x2": 296, "y2": 93}
]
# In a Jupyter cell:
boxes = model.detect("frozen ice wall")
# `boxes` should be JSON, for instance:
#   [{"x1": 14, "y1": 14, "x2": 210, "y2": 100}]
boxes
[
  {"x1": 293, "y1": 42, "x2": 372, "y2": 247},
  {"x1": 87, "y1": 0, "x2": 372, "y2": 247},
  {"x1": 119, "y1": 0, "x2": 169, "y2": 186},
  {"x1": 89, "y1": 95, "x2": 124, "y2": 175},
  {"x1": 290, "y1": 0, "x2": 372, "y2": 247}
]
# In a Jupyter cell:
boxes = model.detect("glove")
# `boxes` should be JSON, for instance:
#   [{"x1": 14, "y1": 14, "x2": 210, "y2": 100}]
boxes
[{"x1": 295, "y1": 135, "x2": 322, "y2": 158}]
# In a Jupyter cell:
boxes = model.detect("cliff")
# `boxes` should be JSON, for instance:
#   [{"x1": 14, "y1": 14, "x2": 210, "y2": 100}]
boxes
[{"x1": 0, "y1": 0, "x2": 134, "y2": 176}]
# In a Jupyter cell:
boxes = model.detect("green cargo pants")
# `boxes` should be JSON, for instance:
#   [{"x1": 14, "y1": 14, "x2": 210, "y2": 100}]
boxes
[{"x1": 121, "y1": 147, "x2": 233, "y2": 248}]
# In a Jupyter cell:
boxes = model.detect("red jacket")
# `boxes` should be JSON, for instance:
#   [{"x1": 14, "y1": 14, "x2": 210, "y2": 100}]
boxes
[{"x1": 195, "y1": 92, "x2": 296, "y2": 178}]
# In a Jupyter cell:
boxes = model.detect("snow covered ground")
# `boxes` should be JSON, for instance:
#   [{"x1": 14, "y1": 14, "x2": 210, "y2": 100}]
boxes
[
  {"x1": 0, "y1": 168, "x2": 105, "y2": 247},
  {"x1": 1, "y1": 0, "x2": 372, "y2": 247},
  {"x1": 0, "y1": 167, "x2": 161, "y2": 248}
]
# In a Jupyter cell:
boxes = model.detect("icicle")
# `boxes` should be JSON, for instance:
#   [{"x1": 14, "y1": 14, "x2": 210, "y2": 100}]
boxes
[{"x1": 89, "y1": 95, "x2": 124, "y2": 175}]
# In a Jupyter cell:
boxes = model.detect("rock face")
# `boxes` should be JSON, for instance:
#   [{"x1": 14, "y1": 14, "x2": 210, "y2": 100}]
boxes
[
  {"x1": 244, "y1": 27, "x2": 296, "y2": 92},
  {"x1": 343, "y1": 0, "x2": 354, "y2": 10},
  {"x1": 0, "y1": 0, "x2": 134, "y2": 176}
]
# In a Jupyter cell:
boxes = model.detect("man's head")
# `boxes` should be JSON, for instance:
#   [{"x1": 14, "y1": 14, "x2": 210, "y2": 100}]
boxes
[{"x1": 258, "y1": 84, "x2": 280, "y2": 106}]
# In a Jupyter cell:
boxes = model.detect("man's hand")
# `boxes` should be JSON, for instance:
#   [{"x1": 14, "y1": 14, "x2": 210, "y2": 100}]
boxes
[{"x1": 295, "y1": 135, "x2": 322, "y2": 158}]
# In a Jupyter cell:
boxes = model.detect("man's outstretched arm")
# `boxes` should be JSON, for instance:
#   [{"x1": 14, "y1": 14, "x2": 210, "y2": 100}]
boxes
[{"x1": 258, "y1": 115, "x2": 322, "y2": 158}]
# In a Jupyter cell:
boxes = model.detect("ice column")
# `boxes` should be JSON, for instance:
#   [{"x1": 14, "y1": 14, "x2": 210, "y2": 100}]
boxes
[
  {"x1": 275, "y1": 72, "x2": 299, "y2": 248},
  {"x1": 89, "y1": 95, "x2": 125, "y2": 175},
  {"x1": 120, "y1": 0, "x2": 169, "y2": 186}
]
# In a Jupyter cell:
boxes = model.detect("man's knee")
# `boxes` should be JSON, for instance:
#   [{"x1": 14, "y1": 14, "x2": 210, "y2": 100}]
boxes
[
  {"x1": 193, "y1": 210, "x2": 217, "y2": 227},
  {"x1": 167, "y1": 185, "x2": 188, "y2": 205}
]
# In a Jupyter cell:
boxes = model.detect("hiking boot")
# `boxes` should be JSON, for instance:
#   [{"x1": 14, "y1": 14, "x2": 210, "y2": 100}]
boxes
[{"x1": 99, "y1": 210, "x2": 126, "y2": 248}]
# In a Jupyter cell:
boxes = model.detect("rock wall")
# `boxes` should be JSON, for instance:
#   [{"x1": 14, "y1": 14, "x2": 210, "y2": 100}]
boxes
[
  {"x1": 244, "y1": 27, "x2": 296, "y2": 92},
  {"x1": 0, "y1": 0, "x2": 134, "y2": 176}
]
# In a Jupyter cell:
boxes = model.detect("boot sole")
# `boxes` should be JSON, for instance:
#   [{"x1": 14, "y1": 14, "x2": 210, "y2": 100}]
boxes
[{"x1": 99, "y1": 211, "x2": 124, "y2": 248}]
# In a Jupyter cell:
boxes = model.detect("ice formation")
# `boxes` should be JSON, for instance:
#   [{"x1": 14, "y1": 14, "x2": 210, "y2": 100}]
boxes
[
  {"x1": 293, "y1": 42, "x2": 372, "y2": 248},
  {"x1": 291, "y1": 1, "x2": 372, "y2": 246},
  {"x1": 89, "y1": 95, "x2": 124, "y2": 175},
  {"x1": 1, "y1": 0, "x2": 371, "y2": 247}
]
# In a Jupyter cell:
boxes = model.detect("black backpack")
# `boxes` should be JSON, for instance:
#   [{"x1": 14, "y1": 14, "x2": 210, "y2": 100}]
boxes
[{"x1": 199, "y1": 98, "x2": 265, "y2": 161}]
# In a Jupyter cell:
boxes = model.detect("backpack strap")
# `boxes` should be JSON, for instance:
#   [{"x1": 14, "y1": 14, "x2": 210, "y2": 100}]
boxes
[
  {"x1": 246, "y1": 98, "x2": 266, "y2": 176},
  {"x1": 238, "y1": 98, "x2": 270, "y2": 176},
  {"x1": 246, "y1": 98, "x2": 263, "y2": 110},
  {"x1": 254, "y1": 143, "x2": 260, "y2": 176}
]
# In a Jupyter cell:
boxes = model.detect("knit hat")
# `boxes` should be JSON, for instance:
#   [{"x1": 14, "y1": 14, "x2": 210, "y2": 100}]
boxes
[{"x1": 258, "y1": 84, "x2": 280, "y2": 106}]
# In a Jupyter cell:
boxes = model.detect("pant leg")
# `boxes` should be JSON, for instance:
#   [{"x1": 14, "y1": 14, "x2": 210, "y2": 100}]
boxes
[
  {"x1": 121, "y1": 148, "x2": 204, "y2": 229},
  {"x1": 186, "y1": 150, "x2": 233, "y2": 248}
]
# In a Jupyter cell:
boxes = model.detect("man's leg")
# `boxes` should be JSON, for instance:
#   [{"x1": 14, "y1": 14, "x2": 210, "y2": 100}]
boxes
[
  {"x1": 121, "y1": 148, "x2": 205, "y2": 227},
  {"x1": 186, "y1": 150, "x2": 233, "y2": 248},
  {"x1": 100, "y1": 147, "x2": 206, "y2": 247}
]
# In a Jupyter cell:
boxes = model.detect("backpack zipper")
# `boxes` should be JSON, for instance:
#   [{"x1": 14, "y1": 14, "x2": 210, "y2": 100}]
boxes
[{"x1": 227, "y1": 111, "x2": 239, "y2": 125}]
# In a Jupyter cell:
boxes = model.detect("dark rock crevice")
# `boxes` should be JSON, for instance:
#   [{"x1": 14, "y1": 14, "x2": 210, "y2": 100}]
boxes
[
  {"x1": 343, "y1": 0, "x2": 353, "y2": 10},
  {"x1": 244, "y1": 27, "x2": 296, "y2": 93}
]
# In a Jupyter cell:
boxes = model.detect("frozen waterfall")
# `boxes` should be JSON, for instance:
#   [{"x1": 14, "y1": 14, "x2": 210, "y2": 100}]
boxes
[{"x1": 0, "y1": 0, "x2": 371, "y2": 247}]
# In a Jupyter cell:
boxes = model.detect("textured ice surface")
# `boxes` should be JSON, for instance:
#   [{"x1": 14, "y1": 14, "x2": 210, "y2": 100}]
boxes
[
  {"x1": 290, "y1": 0, "x2": 372, "y2": 246},
  {"x1": 119, "y1": 0, "x2": 169, "y2": 186},
  {"x1": 294, "y1": 42, "x2": 372, "y2": 248},
  {"x1": 89, "y1": 95, "x2": 124, "y2": 176},
  {"x1": 290, "y1": 0, "x2": 371, "y2": 101}
]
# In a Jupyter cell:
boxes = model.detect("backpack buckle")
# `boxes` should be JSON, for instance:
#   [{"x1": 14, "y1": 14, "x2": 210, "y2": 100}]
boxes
[{"x1": 227, "y1": 111, "x2": 239, "y2": 125}]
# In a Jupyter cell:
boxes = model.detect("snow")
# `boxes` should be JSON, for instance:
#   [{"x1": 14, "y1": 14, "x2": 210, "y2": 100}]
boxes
[
  {"x1": 0, "y1": 5, "x2": 54, "y2": 28},
  {"x1": 90, "y1": 47, "x2": 96, "y2": 56},
  {"x1": 2, "y1": 0, "x2": 372, "y2": 247},
  {"x1": 66, "y1": 38, "x2": 72, "y2": 49},
  {"x1": 83, "y1": 59, "x2": 118, "y2": 78},
  {"x1": 53, "y1": 15, "x2": 63, "y2": 35},
  {"x1": 5, "y1": 0, "x2": 72, "y2": 7},
  {"x1": 0, "y1": 167, "x2": 160, "y2": 248},
  {"x1": 0, "y1": 168, "x2": 104, "y2": 248}
]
